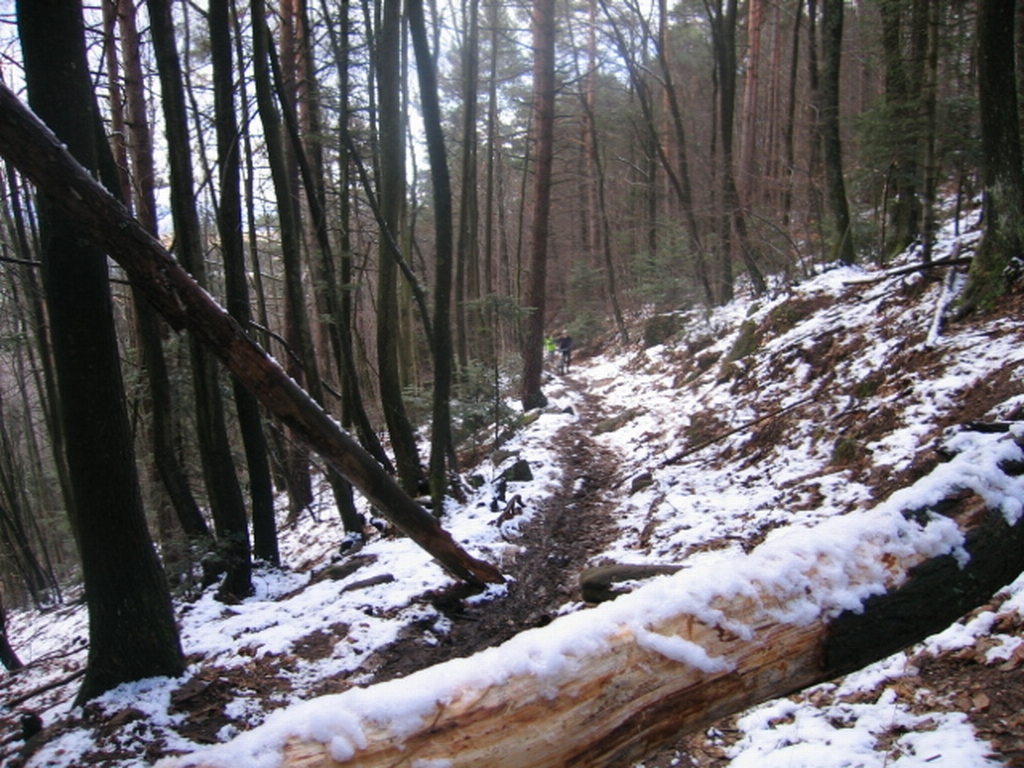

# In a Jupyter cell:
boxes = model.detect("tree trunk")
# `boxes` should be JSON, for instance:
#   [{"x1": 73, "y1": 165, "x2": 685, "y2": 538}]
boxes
[
  {"x1": 708, "y1": 0, "x2": 767, "y2": 300},
  {"x1": 454, "y1": 0, "x2": 480, "y2": 374},
  {"x1": 520, "y1": 0, "x2": 556, "y2": 411},
  {"x1": 149, "y1": 0, "x2": 254, "y2": 600},
  {"x1": 408, "y1": 0, "x2": 457, "y2": 508},
  {"x1": 0, "y1": 81, "x2": 504, "y2": 587},
  {"x1": 0, "y1": 597, "x2": 23, "y2": 672},
  {"x1": 16, "y1": 0, "x2": 184, "y2": 704},
  {"x1": 820, "y1": 0, "x2": 856, "y2": 265},
  {"x1": 318, "y1": 0, "x2": 395, "y2": 476},
  {"x1": 158, "y1": 449, "x2": 1024, "y2": 768},
  {"x1": 109, "y1": 0, "x2": 211, "y2": 550},
  {"x1": 739, "y1": 0, "x2": 763, "y2": 207},
  {"x1": 254, "y1": 0, "x2": 315, "y2": 521},
  {"x1": 781, "y1": 0, "x2": 802, "y2": 232},
  {"x1": 377, "y1": 0, "x2": 424, "y2": 493},
  {"x1": 211, "y1": 0, "x2": 279, "y2": 565},
  {"x1": 962, "y1": 0, "x2": 1024, "y2": 312},
  {"x1": 270, "y1": 9, "x2": 366, "y2": 535},
  {"x1": 878, "y1": 0, "x2": 922, "y2": 258},
  {"x1": 581, "y1": 0, "x2": 628, "y2": 344}
]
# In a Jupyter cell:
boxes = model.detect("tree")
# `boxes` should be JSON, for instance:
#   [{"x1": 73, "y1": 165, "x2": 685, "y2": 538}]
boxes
[
  {"x1": 251, "y1": 0, "x2": 316, "y2": 520},
  {"x1": 105, "y1": 0, "x2": 212, "y2": 553},
  {"x1": 962, "y1": 0, "x2": 1024, "y2": 311},
  {"x1": 377, "y1": 0, "x2": 425, "y2": 493},
  {"x1": 819, "y1": 0, "x2": 856, "y2": 265},
  {"x1": 210, "y1": 0, "x2": 279, "y2": 565},
  {"x1": 706, "y1": 0, "x2": 767, "y2": 301},
  {"x1": 520, "y1": 0, "x2": 557, "y2": 411},
  {"x1": 408, "y1": 0, "x2": 457, "y2": 507},
  {"x1": 149, "y1": 0, "x2": 254, "y2": 599},
  {"x1": 16, "y1": 0, "x2": 184, "y2": 704}
]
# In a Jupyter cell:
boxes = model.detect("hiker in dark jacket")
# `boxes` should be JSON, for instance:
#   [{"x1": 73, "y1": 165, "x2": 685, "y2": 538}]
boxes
[{"x1": 556, "y1": 330, "x2": 573, "y2": 374}]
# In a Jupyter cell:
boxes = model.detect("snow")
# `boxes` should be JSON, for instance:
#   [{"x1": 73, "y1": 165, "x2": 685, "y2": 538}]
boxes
[{"x1": 6, "y1": 211, "x2": 1024, "y2": 767}]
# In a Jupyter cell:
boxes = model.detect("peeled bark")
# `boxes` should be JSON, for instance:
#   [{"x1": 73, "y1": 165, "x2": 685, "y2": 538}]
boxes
[{"x1": 0, "y1": 83, "x2": 502, "y2": 588}]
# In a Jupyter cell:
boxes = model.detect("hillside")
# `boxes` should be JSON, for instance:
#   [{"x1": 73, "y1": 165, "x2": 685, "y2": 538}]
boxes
[{"x1": 4, "y1": 213, "x2": 1024, "y2": 767}]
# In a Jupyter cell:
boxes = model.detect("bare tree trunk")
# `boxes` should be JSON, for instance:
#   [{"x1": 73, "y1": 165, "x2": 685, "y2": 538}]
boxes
[
  {"x1": 17, "y1": 0, "x2": 184, "y2": 703},
  {"x1": 963, "y1": 0, "x2": 1024, "y2": 310},
  {"x1": 377, "y1": 0, "x2": 424, "y2": 493},
  {"x1": 109, "y1": 0, "x2": 211, "y2": 550},
  {"x1": 211, "y1": 0, "x2": 279, "y2": 564},
  {"x1": 520, "y1": 0, "x2": 556, "y2": 411},
  {"x1": 150, "y1": 0, "x2": 254, "y2": 601},
  {"x1": 455, "y1": 0, "x2": 480, "y2": 373},
  {"x1": 707, "y1": 0, "x2": 767, "y2": 300},
  {"x1": 162, "y1": 465, "x2": 1024, "y2": 768},
  {"x1": 739, "y1": 0, "x2": 763, "y2": 207},
  {"x1": 820, "y1": 0, "x2": 856, "y2": 265},
  {"x1": 781, "y1": 0, "x2": 803, "y2": 232},
  {"x1": 408, "y1": 0, "x2": 457, "y2": 508},
  {"x1": 581, "y1": 0, "x2": 628, "y2": 343},
  {"x1": 920, "y1": 0, "x2": 940, "y2": 264},
  {"x1": 318, "y1": 0, "x2": 395, "y2": 475}
]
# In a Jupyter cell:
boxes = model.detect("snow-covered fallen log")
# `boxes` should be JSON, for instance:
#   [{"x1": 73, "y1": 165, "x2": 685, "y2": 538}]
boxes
[{"x1": 158, "y1": 429, "x2": 1024, "y2": 768}]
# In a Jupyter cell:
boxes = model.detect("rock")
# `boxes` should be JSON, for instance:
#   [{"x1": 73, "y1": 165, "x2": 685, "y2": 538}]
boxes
[
  {"x1": 317, "y1": 554, "x2": 378, "y2": 583},
  {"x1": 630, "y1": 472, "x2": 654, "y2": 494},
  {"x1": 502, "y1": 458, "x2": 533, "y2": 483},
  {"x1": 643, "y1": 313, "x2": 682, "y2": 348},
  {"x1": 593, "y1": 407, "x2": 642, "y2": 435}
]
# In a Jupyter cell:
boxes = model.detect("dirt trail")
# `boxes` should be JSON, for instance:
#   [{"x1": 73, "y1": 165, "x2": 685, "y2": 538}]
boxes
[{"x1": 367, "y1": 377, "x2": 622, "y2": 683}]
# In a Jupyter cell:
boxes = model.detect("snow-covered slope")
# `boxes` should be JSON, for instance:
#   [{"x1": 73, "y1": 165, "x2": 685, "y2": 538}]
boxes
[{"x1": 5, "y1": 214, "x2": 1024, "y2": 767}]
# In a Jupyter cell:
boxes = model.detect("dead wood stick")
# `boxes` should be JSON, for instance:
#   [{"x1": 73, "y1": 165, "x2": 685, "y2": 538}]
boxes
[
  {"x1": 2, "y1": 668, "x2": 85, "y2": 711},
  {"x1": 0, "y1": 84, "x2": 501, "y2": 587},
  {"x1": 842, "y1": 255, "x2": 973, "y2": 285}
]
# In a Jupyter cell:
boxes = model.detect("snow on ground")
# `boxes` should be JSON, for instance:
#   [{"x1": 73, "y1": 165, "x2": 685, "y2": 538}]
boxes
[{"x1": 5, "y1": 212, "x2": 1024, "y2": 767}]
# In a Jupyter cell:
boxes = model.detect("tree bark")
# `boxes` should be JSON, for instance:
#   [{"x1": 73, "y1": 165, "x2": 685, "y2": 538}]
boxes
[
  {"x1": 211, "y1": 0, "x2": 279, "y2": 564},
  {"x1": 520, "y1": 0, "x2": 557, "y2": 411},
  {"x1": 16, "y1": 0, "x2": 184, "y2": 704},
  {"x1": 158, "y1": 453, "x2": 1024, "y2": 768},
  {"x1": 377, "y1": 0, "x2": 425, "y2": 493},
  {"x1": 149, "y1": 0, "x2": 253, "y2": 600},
  {"x1": 407, "y1": 0, "x2": 457, "y2": 508},
  {"x1": 253, "y1": 0, "x2": 316, "y2": 521},
  {"x1": 109, "y1": 0, "x2": 211, "y2": 549},
  {"x1": 0, "y1": 82, "x2": 503, "y2": 588},
  {"x1": 820, "y1": 0, "x2": 856, "y2": 265},
  {"x1": 318, "y1": 0, "x2": 395, "y2": 475},
  {"x1": 962, "y1": 0, "x2": 1024, "y2": 312}
]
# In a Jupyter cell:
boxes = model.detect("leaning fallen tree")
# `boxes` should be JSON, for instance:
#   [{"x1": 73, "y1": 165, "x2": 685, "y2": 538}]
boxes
[
  {"x1": 0, "y1": 84, "x2": 501, "y2": 587},
  {"x1": 154, "y1": 428, "x2": 1024, "y2": 767}
]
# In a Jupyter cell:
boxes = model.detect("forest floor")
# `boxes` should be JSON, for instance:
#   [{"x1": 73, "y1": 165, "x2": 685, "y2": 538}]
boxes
[
  {"x1": 366, "y1": 377, "x2": 623, "y2": 684},
  {"x1": 7, "y1": 235, "x2": 1024, "y2": 767}
]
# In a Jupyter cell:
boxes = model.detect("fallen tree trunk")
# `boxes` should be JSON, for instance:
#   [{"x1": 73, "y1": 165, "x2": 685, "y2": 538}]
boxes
[
  {"x1": 158, "y1": 433, "x2": 1024, "y2": 768},
  {"x1": 0, "y1": 84, "x2": 501, "y2": 587}
]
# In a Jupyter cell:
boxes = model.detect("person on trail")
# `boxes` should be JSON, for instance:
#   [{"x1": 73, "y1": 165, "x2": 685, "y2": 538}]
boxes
[
  {"x1": 545, "y1": 335, "x2": 557, "y2": 365},
  {"x1": 556, "y1": 330, "x2": 573, "y2": 375}
]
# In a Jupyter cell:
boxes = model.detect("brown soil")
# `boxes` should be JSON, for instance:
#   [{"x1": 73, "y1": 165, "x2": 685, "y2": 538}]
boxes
[{"x1": 366, "y1": 376, "x2": 623, "y2": 683}]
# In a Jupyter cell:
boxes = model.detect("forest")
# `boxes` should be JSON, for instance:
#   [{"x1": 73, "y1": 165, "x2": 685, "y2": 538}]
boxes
[{"x1": 0, "y1": 0, "x2": 1022, "y2": 727}]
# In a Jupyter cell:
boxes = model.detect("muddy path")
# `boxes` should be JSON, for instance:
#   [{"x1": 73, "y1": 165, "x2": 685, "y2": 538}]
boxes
[{"x1": 366, "y1": 377, "x2": 623, "y2": 684}]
